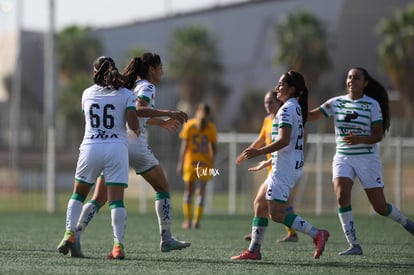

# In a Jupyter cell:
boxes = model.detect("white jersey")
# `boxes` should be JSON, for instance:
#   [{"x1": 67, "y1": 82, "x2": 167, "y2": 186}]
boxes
[
  {"x1": 271, "y1": 98, "x2": 305, "y2": 174},
  {"x1": 319, "y1": 94, "x2": 382, "y2": 156},
  {"x1": 126, "y1": 79, "x2": 160, "y2": 174},
  {"x1": 81, "y1": 84, "x2": 136, "y2": 146},
  {"x1": 132, "y1": 79, "x2": 156, "y2": 136}
]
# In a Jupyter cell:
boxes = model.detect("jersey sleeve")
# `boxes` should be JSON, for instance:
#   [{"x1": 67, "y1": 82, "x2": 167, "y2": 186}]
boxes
[
  {"x1": 125, "y1": 89, "x2": 137, "y2": 110},
  {"x1": 278, "y1": 105, "x2": 294, "y2": 128},
  {"x1": 136, "y1": 83, "x2": 155, "y2": 104},
  {"x1": 319, "y1": 97, "x2": 336, "y2": 118},
  {"x1": 179, "y1": 121, "x2": 190, "y2": 139},
  {"x1": 371, "y1": 99, "x2": 383, "y2": 124},
  {"x1": 81, "y1": 88, "x2": 87, "y2": 113}
]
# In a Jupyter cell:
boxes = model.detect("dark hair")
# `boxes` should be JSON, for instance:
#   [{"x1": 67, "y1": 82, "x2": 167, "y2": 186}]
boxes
[
  {"x1": 266, "y1": 89, "x2": 279, "y2": 102},
  {"x1": 195, "y1": 103, "x2": 211, "y2": 130},
  {"x1": 283, "y1": 71, "x2": 309, "y2": 125},
  {"x1": 353, "y1": 67, "x2": 390, "y2": 135},
  {"x1": 93, "y1": 56, "x2": 124, "y2": 89},
  {"x1": 123, "y1": 52, "x2": 162, "y2": 89}
]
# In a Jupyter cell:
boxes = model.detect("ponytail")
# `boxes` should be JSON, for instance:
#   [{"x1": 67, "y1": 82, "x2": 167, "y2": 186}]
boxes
[
  {"x1": 123, "y1": 57, "x2": 141, "y2": 89},
  {"x1": 93, "y1": 56, "x2": 124, "y2": 89},
  {"x1": 195, "y1": 103, "x2": 211, "y2": 130},
  {"x1": 122, "y1": 53, "x2": 162, "y2": 89},
  {"x1": 353, "y1": 67, "x2": 390, "y2": 135}
]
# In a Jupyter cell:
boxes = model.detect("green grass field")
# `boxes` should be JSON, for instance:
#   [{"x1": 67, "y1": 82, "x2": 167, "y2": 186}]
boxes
[{"x1": 0, "y1": 211, "x2": 413, "y2": 274}]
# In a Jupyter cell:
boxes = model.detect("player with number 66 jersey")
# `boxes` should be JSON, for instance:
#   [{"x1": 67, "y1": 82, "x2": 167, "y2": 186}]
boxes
[
  {"x1": 57, "y1": 56, "x2": 139, "y2": 260},
  {"x1": 81, "y1": 83, "x2": 137, "y2": 146}
]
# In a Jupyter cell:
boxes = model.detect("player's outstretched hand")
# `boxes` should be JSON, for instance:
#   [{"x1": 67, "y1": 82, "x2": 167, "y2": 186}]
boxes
[
  {"x1": 161, "y1": 118, "x2": 181, "y2": 133},
  {"x1": 169, "y1": 111, "x2": 188, "y2": 123},
  {"x1": 248, "y1": 160, "x2": 269, "y2": 171},
  {"x1": 235, "y1": 153, "x2": 245, "y2": 165},
  {"x1": 242, "y1": 147, "x2": 260, "y2": 160}
]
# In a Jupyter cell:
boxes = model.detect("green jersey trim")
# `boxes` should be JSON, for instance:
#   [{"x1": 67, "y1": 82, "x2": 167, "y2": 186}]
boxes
[
  {"x1": 336, "y1": 151, "x2": 375, "y2": 155},
  {"x1": 320, "y1": 106, "x2": 329, "y2": 117},
  {"x1": 279, "y1": 122, "x2": 292, "y2": 128},
  {"x1": 138, "y1": 95, "x2": 150, "y2": 103}
]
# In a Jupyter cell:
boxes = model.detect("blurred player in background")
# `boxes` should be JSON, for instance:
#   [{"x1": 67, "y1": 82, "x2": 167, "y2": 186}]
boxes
[{"x1": 177, "y1": 103, "x2": 217, "y2": 229}]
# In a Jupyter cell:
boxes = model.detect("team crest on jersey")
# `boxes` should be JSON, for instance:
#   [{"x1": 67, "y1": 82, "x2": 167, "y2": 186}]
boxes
[
  {"x1": 361, "y1": 103, "x2": 369, "y2": 110},
  {"x1": 324, "y1": 102, "x2": 331, "y2": 109},
  {"x1": 338, "y1": 101, "x2": 346, "y2": 108}
]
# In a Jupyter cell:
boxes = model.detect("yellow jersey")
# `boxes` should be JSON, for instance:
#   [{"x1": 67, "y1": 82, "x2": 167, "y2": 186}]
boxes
[
  {"x1": 179, "y1": 118, "x2": 217, "y2": 182},
  {"x1": 259, "y1": 115, "x2": 273, "y2": 174}
]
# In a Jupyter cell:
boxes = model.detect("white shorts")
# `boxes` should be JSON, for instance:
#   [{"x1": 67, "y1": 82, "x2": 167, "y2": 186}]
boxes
[
  {"x1": 264, "y1": 168, "x2": 302, "y2": 202},
  {"x1": 75, "y1": 143, "x2": 129, "y2": 186},
  {"x1": 127, "y1": 131, "x2": 159, "y2": 174},
  {"x1": 332, "y1": 154, "x2": 384, "y2": 189}
]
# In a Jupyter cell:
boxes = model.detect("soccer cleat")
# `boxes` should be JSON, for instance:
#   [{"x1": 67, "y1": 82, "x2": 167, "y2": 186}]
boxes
[
  {"x1": 403, "y1": 219, "x2": 414, "y2": 235},
  {"x1": 57, "y1": 230, "x2": 75, "y2": 255},
  {"x1": 231, "y1": 248, "x2": 262, "y2": 260},
  {"x1": 160, "y1": 237, "x2": 191, "y2": 252},
  {"x1": 192, "y1": 222, "x2": 200, "y2": 229},
  {"x1": 338, "y1": 244, "x2": 363, "y2": 256},
  {"x1": 70, "y1": 233, "x2": 85, "y2": 258},
  {"x1": 107, "y1": 243, "x2": 125, "y2": 260},
  {"x1": 313, "y1": 229, "x2": 330, "y2": 259},
  {"x1": 243, "y1": 233, "x2": 252, "y2": 241},
  {"x1": 277, "y1": 233, "x2": 299, "y2": 243}
]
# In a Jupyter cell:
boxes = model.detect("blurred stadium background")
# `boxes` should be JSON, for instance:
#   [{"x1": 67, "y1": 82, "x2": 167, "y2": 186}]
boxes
[{"x1": 1, "y1": 0, "x2": 414, "y2": 215}]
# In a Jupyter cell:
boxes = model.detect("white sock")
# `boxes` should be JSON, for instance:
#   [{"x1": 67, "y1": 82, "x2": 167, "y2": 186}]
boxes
[
  {"x1": 248, "y1": 226, "x2": 267, "y2": 252},
  {"x1": 155, "y1": 198, "x2": 172, "y2": 241},
  {"x1": 248, "y1": 217, "x2": 268, "y2": 252},
  {"x1": 66, "y1": 199, "x2": 83, "y2": 231},
  {"x1": 76, "y1": 201, "x2": 100, "y2": 240},
  {"x1": 386, "y1": 203, "x2": 408, "y2": 226},
  {"x1": 111, "y1": 207, "x2": 126, "y2": 244},
  {"x1": 338, "y1": 209, "x2": 358, "y2": 245},
  {"x1": 290, "y1": 215, "x2": 318, "y2": 238}
]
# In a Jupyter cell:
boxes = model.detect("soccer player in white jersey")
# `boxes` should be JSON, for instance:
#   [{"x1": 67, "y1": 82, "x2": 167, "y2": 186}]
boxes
[
  {"x1": 238, "y1": 90, "x2": 300, "y2": 243},
  {"x1": 231, "y1": 71, "x2": 329, "y2": 261},
  {"x1": 57, "y1": 56, "x2": 140, "y2": 260},
  {"x1": 71, "y1": 53, "x2": 190, "y2": 257},
  {"x1": 308, "y1": 67, "x2": 414, "y2": 255}
]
